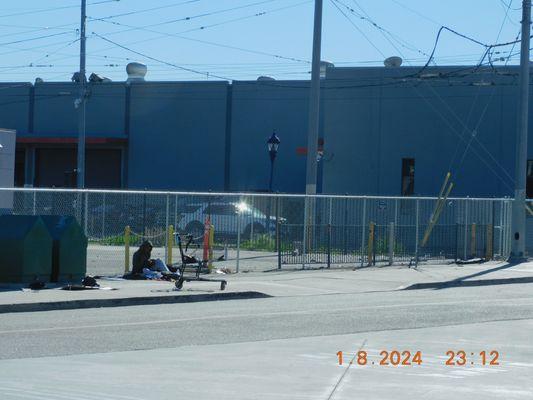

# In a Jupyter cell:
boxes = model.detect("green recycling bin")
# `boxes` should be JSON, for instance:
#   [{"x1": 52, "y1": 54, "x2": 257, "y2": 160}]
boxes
[
  {"x1": 41, "y1": 216, "x2": 87, "y2": 283},
  {"x1": 0, "y1": 215, "x2": 52, "y2": 283}
]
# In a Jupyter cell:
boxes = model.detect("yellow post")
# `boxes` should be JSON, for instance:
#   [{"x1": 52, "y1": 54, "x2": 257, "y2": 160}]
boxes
[
  {"x1": 367, "y1": 222, "x2": 375, "y2": 266},
  {"x1": 208, "y1": 224, "x2": 215, "y2": 272},
  {"x1": 470, "y1": 223, "x2": 476, "y2": 258},
  {"x1": 486, "y1": 224, "x2": 493, "y2": 260},
  {"x1": 166, "y1": 225, "x2": 174, "y2": 266},
  {"x1": 124, "y1": 225, "x2": 131, "y2": 274}
]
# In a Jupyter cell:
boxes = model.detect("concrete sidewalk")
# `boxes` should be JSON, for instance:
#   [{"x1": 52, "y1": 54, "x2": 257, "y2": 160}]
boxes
[{"x1": 1, "y1": 260, "x2": 533, "y2": 313}]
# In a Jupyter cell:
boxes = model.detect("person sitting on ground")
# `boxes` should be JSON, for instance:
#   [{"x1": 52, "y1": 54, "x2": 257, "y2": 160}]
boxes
[{"x1": 132, "y1": 240, "x2": 177, "y2": 276}]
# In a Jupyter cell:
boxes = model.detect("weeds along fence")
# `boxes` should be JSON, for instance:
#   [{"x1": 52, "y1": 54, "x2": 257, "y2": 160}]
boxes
[{"x1": 0, "y1": 188, "x2": 514, "y2": 275}]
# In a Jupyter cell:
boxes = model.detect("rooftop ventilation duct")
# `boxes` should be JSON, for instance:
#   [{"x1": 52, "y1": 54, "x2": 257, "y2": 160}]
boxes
[
  {"x1": 89, "y1": 73, "x2": 112, "y2": 83},
  {"x1": 320, "y1": 61, "x2": 334, "y2": 79},
  {"x1": 384, "y1": 56, "x2": 403, "y2": 67},
  {"x1": 126, "y1": 62, "x2": 147, "y2": 82}
]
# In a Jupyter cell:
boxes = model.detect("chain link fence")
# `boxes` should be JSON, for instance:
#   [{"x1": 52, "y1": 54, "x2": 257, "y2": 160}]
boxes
[{"x1": 0, "y1": 188, "x2": 513, "y2": 275}]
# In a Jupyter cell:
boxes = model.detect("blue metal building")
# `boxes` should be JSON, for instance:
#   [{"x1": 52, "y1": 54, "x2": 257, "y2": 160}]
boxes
[{"x1": 1, "y1": 65, "x2": 530, "y2": 197}]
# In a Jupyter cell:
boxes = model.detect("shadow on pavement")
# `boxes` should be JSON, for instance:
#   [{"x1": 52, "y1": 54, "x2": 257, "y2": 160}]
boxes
[{"x1": 403, "y1": 261, "x2": 533, "y2": 290}]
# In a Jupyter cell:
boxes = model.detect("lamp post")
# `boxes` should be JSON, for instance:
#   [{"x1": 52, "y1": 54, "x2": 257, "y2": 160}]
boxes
[
  {"x1": 267, "y1": 131, "x2": 280, "y2": 192},
  {"x1": 267, "y1": 132, "x2": 280, "y2": 234}
]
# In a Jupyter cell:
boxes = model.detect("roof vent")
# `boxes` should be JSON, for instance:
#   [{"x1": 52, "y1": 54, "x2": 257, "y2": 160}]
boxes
[
  {"x1": 89, "y1": 73, "x2": 112, "y2": 83},
  {"x1": 320, "y1": 61, "x2": 334, "y2": 79},
  {"x1": 384, "y1": 56, "x2": 403, "y2": 67},
  {"x1": 126, "y1": 62, "x2": 147, "y2": 82}
]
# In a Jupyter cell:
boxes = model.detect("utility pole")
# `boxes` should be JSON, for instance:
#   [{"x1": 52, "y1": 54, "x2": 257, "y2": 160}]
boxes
[
  {"x1": 305, "y1": 0, "x2": 323, "y2": 196},
  {"x1": 510, "y1": 0, "x2": 531, "y2": 261},
  {"x1": 76, "y1": 0, "x2": 87, "y2": 188},
  {"x1": 302, "y1": 0, "x2": 323, "y2": 268}
]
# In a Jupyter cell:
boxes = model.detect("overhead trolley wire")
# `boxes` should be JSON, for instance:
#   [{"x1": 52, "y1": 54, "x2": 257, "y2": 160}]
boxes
[
  {"x1": 0, "y1": 0, "x2": 119, "y2": 19},
  {"x1": 91, "y1": 0, "x2": 201, "y2": 21},
  {"x1": 93, "y1": 32, "x2": 231, "y2": 80},
  {"x1": 331, "y1": 0, "x2": 518, "y2": 191}
]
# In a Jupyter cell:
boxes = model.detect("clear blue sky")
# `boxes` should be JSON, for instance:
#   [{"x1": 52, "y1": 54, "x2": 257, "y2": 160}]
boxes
[{"x1": 0, "y1": 0, "x2": 524, "y2": 82}]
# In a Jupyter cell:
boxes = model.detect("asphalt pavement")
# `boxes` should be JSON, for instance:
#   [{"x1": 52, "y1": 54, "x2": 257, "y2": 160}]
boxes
[{"x1": 0, "y1": 261, "x2": 532, "y2": 399}]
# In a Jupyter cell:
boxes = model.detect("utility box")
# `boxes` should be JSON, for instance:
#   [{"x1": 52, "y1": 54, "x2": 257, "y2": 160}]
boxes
[
  {"x1": 41, "y1": 216, "x2": 87, "y2": 283},
  {"x1": 0, "y1": 215, "x2": 52, "y2": 283}
]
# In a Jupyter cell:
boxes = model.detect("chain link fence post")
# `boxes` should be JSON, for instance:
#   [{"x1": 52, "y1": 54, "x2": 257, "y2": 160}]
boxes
[
  {"x1": 360, "y1": 197, "x2": 367, "y2": 267},
  {"x1": 388, "y1": 222, "x2": 395, "y2": 266},
  {"x1": 236, "y1": 202, "x2": 242, "y2": 273},
  {"x1": 84, "y1": 191, "x2": 88, "y2": 236},
  {"x1": 463, "y1": 199, "x2": 469, "y2": 260},
  {"x1": 415, "y1": 199, "x2": 419, "y2": 260},
  {"x1": 165, "y1": 193, "x2": 170, "y2": 263}
]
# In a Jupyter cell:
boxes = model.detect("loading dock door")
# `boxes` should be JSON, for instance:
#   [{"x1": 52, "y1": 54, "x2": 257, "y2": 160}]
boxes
[{"x1": 35, "y1": 148, "x2": 122, "y2": 188}]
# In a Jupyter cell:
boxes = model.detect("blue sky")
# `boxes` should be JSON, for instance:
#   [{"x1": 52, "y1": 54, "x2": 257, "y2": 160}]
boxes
[{"x1": 0, "y1": 0, "x2": 524, "y2": 82}]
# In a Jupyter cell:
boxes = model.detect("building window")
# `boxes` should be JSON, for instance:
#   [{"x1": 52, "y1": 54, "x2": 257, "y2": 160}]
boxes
[
  {"x1": 401, "y1": 158, "x2": 415, "y2": 196},
  {"x1": 527, "y1": 160, "x2": 533, "y2": 198}
]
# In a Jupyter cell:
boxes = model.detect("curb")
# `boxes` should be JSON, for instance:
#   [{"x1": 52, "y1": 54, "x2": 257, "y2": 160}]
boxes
[{"x1": 0, "y1": 291, "x2": 271, "y2": 314}]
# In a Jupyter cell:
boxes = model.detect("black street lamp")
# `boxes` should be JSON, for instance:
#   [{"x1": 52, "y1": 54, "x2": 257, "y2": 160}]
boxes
[{"x1": 267, "y1": 131, "x2": 281, "y2": 192}]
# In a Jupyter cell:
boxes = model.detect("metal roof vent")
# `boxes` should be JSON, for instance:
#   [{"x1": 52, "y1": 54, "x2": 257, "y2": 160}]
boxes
[
  {"x1": 257, "y1": 76, "x2": 275, "y2": 81},
  {"x1": 320, "y1": 61, "x2": 334, "y2": 79},
  {"x1": 126, "y1": 62, "x2": 147, "y2": 82},
  {"x1": 384, "y1": 56, "x2": 403, "y2": 67}
]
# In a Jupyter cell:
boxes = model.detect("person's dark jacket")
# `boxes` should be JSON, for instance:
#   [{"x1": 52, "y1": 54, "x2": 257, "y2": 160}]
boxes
[{"x1": 132, "y1": 246, "x2": 152, "y2": 274}]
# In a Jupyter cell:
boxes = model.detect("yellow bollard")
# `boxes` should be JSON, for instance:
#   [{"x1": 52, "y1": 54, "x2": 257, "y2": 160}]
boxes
[
  {"x1": 367, "y1": 222, "x2": 375, "y2": 266},
  {"x1": 166, "y1": 225, "x2": 174, "y2": 266},
  {"x1": 470, "y1": 223, "x2": 476, "y2": 258},
  {"x1": 208, "y1": 224, "x2": 215, "y2": 272},
  {"x1": 486, "y1": 224, "x2": 493, "y2": 260},
  {"x1": 124, "y1": 225, "x2": 131, "y2": 274}
]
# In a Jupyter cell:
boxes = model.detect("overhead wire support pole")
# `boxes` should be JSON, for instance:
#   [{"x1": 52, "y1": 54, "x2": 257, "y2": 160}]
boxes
[
  {"x1": 302, "y1": 0, "x2": 323, "y2": 269},
  {"x1": 510, "y1": 0, "x2": 531, "y2": 262},
  {"x1": 76, "y1": 0, "x2": 87, "y2": 189},
  {"x1": 305, "y1": 0, "x2": 323, "y2": 196}
]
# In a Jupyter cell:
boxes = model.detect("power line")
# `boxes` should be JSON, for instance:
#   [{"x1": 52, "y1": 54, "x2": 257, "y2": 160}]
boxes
[
  {"x1": 332, "y1": 0, "x2": 431, "y2": 59},
  {"x1": 0, "y1": 0, "x2": 119, "y2": 19},
  {"x1": 88, "y1": 15, "x2": 310, "y2": 64},
  {"x1": 330, "y1": 0, "x2": 386, "y2": 57},
  {"x1": 91, "y1": 0, "x2": 201, "y2": 21},
  {"x1": 0, "y1": 31, "x2": 76, "y2": 48},
  {"x1": 93, "y1": 33, "x2": 231, "y2": 80}
]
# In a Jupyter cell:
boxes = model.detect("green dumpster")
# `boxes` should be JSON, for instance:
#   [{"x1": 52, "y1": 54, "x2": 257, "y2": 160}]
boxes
[
  {"x1": 41, "y1": 216, "x2": 87, "y2": 283},
  {"x1": 0, "y1": 215, "x2": 52, "y2": 283}
]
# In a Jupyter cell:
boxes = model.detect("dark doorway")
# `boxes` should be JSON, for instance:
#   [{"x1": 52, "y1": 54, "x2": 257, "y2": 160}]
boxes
[
  {"x1": 401, "y1": 158, "x2": 415, "y2": 196},
  {"x1": 527, "y1": 160, "x2": 533, "y2": 198},
  {"x1": 35, "y1": 148, "x2": 122, "y2": 188},
  {"x1": 14, "y1": 149, "x2": 25, "y2": 187}
]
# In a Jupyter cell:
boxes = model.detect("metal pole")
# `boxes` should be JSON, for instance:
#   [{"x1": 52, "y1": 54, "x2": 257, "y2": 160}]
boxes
[
  {"x1": 269, "y1": 158, "x2": 274, "y2": 192},
  {"x1": 142, "y1": 190, "x2": 147, "y2": 239},
  {"x1": 101, "y1": 192, "x2": 105, "y2": 239},
  {"x1": 76, "y1": 0, "x2": 87, "y2": 188},
  {"x1": 415, "y1": 199, "x2": 419, "y2": 257},
  {"x1": 499, "y1": 200, "x2": 504, "y2": 257},
  {"x1": 165, "y1": 193, "x2": 170, "y2": 263},
  {"x1": 236, "y1": 208, "x2": 241, "y2": 273},
  {"x1": 328, "y1": 197, "x2": 332, "y2": 268},
  {"x1": 388, "y1": 222, "x2": 394, "y2": 266},
  {"x1": 464, "y1": 199, "x2": 469, "y2": 260},
  {"x1": 84, "y1": 191, "x2": 88, "y2": 236},
  {"x1": 305, "y1": 0, "x2": 323, "y2": 196},
  {"x1": 510, "y1": 0, "x2": 531, "y2": 261},
  {"x1": 303, "y1": 0, "x2": 323, "y2": 253},
  {"x1": 360, "y1": 198, "x2": 367, "y2": 267}
]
